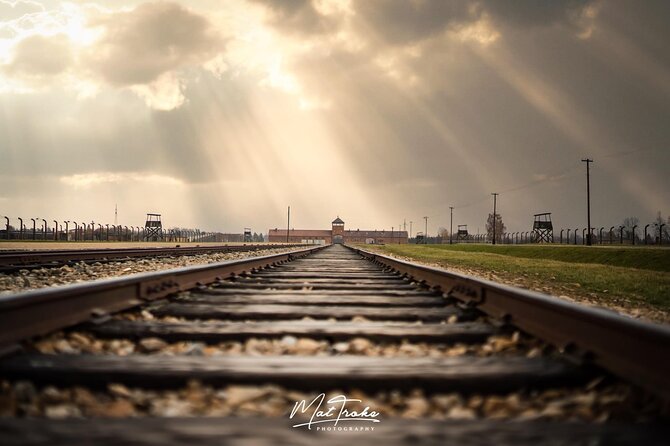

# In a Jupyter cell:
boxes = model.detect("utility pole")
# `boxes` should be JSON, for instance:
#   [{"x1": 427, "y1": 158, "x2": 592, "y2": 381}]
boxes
[
  {"x1": 114, "y1": 204, "x2": 118, "y2": 226},
  {"x1": 581, "y1": 158, "x2": 593, "y2": 246},
  {"x1": 403, "y1": 219, "x2": 406, "y2": 232},
  {"x1": 286, "y1": 206, "x2": 290, "y2": 243},
  {"x1": 423, "y1": 216, "x2": 428, "y2": 244},
  {"x1": 491, "y1": 193, "x2": 499, "y2": 245},
  {"x1": 449, "y1": 206, "x2": 454, "y2": 245},
  {"x1": 410, "y1": 221, "x2": 413, "y2": 238}
]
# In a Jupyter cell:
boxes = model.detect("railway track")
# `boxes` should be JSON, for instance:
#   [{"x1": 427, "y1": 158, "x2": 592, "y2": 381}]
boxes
[
  {"x1": 0, "y1": 244, "x2": 306, "y2": 273},
  {"x1": 0, "y1": 243, "x2": 668, "y2": 445}
]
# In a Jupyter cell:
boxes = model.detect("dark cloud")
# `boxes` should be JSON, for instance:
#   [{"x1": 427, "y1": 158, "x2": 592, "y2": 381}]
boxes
[
  {"x1": 354, "y1": 1, "x2": 474, "y2": 45},
  {"x1": 247, "y1": 0, "x2": 338, "y2": 35},
  {"x1": 251, "y1": 0, "x2": 597, "y2": 45},
  {"x1": 0, "y1": 73, "x2": 259, "y2": 185},
  {"x1": 3, "y1": 34, "x2": 73, "y2": 77},
  {"x1": 481, "y1": 0, "x2": 595, "y2": 28},
  {"x1": 274, "y1": 0, "x2": 669, "y2": 229},
  {"x1": 0, "y1": 90, "x2": 162, "y2": 178},
  {"x1": 87, "y1": 2, "x2": 222, "y2": 86}
]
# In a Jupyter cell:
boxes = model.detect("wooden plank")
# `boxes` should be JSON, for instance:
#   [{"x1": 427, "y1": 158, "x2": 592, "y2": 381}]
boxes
[
  {"x1": 297, "y1": 258, "x2": 363, "y2": 261},
  {"x1": 201, "y1": 288, "x2": 437, "y2": 297},
  {"x1": 270, "y1": 263, "x2": 382, "y2": 269},
  {"x1": 277, "y1": 262, "x2": 376, "y2": 264},
  {"x1": 176, "y1": 292, "x2": 445, "y2": 307},
  {"x1": 150, "y1": 303, "x2": 462, "y2": 322},
  {"x1": 0, "y1": 354, "x2": 589, "y2": 392},
  {"x1": 216, "y1": 283, "x2": 422, "y2": 291},
  {"x1": 263, "y1": 268, "x2": 385, "y2": 273},
  {"x1": 234, "y1": 279, "x2": 409, "y2": 285},
  {"x1": 88, "y1": 320, "x2": 497, "y2": 343},
  {"x1": 301, "y1": 255, "x2": 362, "y2": 259},
  {"x1": 250, "y1": 273, "x2": 398, "y2": 279},
  {"x1": 0, "y1": 418, "x2": 667, "y2": 446},
  {"x1": 292, "y1": 258, "x2": 370, "y2": 263},
  {"x1": 287, "y1": 265, "x2": 372, "y2": 268}
]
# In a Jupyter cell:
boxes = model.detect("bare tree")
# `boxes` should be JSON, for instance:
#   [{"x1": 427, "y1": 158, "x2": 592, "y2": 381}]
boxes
[
  {"x1": 621, "y1": 216, "x2": 640, "y2": 241},
  {"x1": 486, "y1": 213, "x2": 506, "y2": 243},
  {"x1": 437, "y1": 227, "x2": 449, "y2": 243}
]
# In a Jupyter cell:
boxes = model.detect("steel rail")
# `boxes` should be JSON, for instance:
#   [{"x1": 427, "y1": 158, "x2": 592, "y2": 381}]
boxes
[
  {"x1": 0, "y1": 244, "x2": 307, "y2": 268},
  {"x1": 350, "y1": 245, "x2": 670, "y2": 399},
  {"x1": 0, "y1": 245, "x2": 326, "y2": 352}
]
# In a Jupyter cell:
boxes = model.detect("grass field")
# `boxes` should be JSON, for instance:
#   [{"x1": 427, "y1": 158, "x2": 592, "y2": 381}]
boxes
[
  {"x1": 366, "y1": 244, "x2": 670, "y2": 321},
  {"x1": 396, "y1": 244, "x2": 670, "y2": 272}
]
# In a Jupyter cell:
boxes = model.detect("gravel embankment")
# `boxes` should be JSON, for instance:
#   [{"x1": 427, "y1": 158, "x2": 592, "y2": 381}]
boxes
[{"x1": 0, "y1": 248, "x2": 298, "y2": 295}]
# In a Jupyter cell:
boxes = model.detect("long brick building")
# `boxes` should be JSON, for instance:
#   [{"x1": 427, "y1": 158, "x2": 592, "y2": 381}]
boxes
[{"x1": 268, "y1": 217, "x2": 408, "y2": 245}]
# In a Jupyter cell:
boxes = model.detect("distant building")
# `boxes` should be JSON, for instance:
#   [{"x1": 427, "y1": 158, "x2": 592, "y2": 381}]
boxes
[{"x1": 268, "y1": 217, "x2": 408, "y2": 244}]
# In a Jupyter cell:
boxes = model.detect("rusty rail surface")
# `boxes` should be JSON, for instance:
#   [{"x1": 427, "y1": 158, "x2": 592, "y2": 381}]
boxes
[
  {"x1": 350, "y1": 245, "x2": 670, "y2": 400},
  {"x1": 0, "y1": 245, "x2": 326, "y2": 352}
]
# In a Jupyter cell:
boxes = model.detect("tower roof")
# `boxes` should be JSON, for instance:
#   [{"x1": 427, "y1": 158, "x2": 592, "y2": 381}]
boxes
[{"x1": 332, "y1": 217, "x2": 344, "y2": 225}]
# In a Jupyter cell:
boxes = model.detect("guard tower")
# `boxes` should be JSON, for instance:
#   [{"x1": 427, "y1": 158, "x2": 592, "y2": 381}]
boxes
[
  {"x1": 457, "y1": 225, "x2": 469, "y2": 241},
  {"x1": 243, "y1": 228, "x2": 252, "y2": 243},
  {"x1": 332, "y1": 217, "x2": 345, "y2": 244},
  {"x1": 415, "y1": 232, "x2": 425, "y2": 244},
  {"x1": 532, "y1": 213, "x2": 553, "y2": 243},
  {"x1": 144, "y1": 213, "x2": 163, "y2": 241}
]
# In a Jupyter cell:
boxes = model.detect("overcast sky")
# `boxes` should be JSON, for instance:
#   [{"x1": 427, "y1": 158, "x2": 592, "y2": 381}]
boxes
[{"x1": 0, "y1": 0, "x2": 668, "y2": 235}]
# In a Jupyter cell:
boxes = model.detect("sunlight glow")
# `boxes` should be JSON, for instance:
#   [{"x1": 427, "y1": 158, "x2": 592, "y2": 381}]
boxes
[{"x1": 60, "y1": 172, "x2": 185, "y2": 189}]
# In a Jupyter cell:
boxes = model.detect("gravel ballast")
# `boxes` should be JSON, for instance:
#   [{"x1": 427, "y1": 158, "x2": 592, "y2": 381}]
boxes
[
  {"x1": 30, "y1": 330, "x2": 548, "y2": 359},
  {"x1": 0, "y1": 379, "x2": 662, "y2": 422},
  {"x1": 0, "y1": 248, "x2": 300, "y2": 294}
]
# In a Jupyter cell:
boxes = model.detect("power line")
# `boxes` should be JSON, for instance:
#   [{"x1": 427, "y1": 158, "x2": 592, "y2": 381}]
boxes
[
  {"x1": 421, "y1": 161, "x2": 583, "y2": 220},
  {"x1": 601, "y1": 147, "x2": 656, "y2": 159},
  {"x1": 416, "y1": 147, "x2": 658, "y2": 222}
]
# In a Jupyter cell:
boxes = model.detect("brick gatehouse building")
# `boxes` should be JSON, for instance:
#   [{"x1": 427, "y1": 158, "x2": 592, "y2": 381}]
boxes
[{"x1": 268, "y1": 217, "x2": 408, "y2": 245}]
